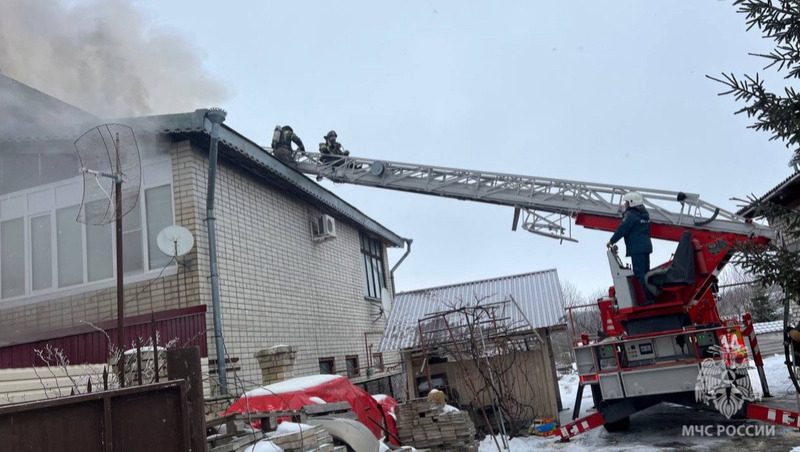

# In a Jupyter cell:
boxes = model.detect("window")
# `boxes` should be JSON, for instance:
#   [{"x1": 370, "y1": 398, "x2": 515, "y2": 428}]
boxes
[
  {"x1": 122, "y1": 201, "x2": 144, "y2": 274},
  {"x1": 0, "y1": 152, "x2": 76, "y2": 196},
  {"x1": 1, "y1": 218, "x2": 25, "y2": 298},
  {"x1": 346, "y1": 355, "x2": 360, "y2": 378},
  {"x1": 86, "y1": 200, "x2": 112, "y2": 282},
  {"x1": 145, "y1": 185, "x2": 174, "y2": 269},
  {"x1": 0, "y1": 171, "x2": 174, "y2": 300},
  {"x1": 30, "y1": 215, "x2": 52, "y2": 290},
  {"x1": 416, "y1": 373, "x2": 450, "y2": 398},
  {"x1": 360, "y1": 233, "x2": 386, "y2": 299},
  {"x1": 372, "y1": 352, "x2": 384, "y2": 372},
  {"x1": 57, "y1": 206, "x2": 83, "y2": 288},
  {"x1": 319, "y1": 357, "x2": 335, "y2": 375}
]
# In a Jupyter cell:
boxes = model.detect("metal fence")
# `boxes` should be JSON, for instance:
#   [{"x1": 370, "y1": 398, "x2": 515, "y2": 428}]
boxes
[
  {"x1": 0, "y1": 347, "x2": 206, "y2": 452},
  {"x1": 0, "y1": 380, "x2": 191, "y2": 451}
]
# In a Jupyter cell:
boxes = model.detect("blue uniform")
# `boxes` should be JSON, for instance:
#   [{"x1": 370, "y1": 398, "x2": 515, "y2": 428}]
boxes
[
  {"x1": 609, "y1": 206, "x2": 652, "y2": 256},
  {"x1": 610, "y1": 206, "x2": 653, "y2": 302}
]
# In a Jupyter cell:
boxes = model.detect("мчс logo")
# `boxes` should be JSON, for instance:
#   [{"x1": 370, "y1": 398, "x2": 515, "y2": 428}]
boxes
[{"x1": 694, "y1": 331, "x2": 757, "y2": 418}]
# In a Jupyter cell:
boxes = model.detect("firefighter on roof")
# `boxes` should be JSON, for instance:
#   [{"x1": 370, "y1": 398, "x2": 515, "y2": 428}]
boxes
[{"x1": 271, "y1": 125, "x2": 305, "y2": 163}]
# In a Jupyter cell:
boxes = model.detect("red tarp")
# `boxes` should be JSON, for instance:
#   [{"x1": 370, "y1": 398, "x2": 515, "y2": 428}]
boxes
[{"x1": 226, "y1": 375, "x2": 398, "y2": 442}]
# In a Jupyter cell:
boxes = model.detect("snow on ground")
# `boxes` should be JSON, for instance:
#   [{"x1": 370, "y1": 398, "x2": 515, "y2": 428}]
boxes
[{"x1": 479, "y1": 354, "x2": 800, "y2": 451}]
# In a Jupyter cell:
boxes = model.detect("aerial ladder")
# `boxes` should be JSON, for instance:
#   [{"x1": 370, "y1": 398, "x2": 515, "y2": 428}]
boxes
[{"x1": 291, "y1": 151, "x2": 799, "y2": 440}]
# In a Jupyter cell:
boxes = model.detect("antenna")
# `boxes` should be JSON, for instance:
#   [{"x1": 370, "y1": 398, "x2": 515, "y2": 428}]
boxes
[
  {"x1": 74, "y1": 123, "x2": 142, "y2": 388},
  {"x1": 157, "y1": 225, "x2": 194, "y2": 309}
]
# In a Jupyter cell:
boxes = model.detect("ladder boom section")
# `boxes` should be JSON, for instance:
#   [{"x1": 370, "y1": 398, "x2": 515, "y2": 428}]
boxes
[{"x1": 293, "y1": 152, "x2": 774, "y2": 242}]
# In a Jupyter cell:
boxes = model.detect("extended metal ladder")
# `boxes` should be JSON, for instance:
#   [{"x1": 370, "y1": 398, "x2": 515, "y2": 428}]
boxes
[{"x1": 293, "y1": 152, "x2": 773, "y2": 242}]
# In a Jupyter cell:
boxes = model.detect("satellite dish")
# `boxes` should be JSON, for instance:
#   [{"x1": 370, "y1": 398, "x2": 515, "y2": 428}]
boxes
[
  {"x1": 381, "y1": 288, "x2": 393, "y2": 316},
  {"x1": 157, "y1": 225, "x2": 195, "y2": 257}
]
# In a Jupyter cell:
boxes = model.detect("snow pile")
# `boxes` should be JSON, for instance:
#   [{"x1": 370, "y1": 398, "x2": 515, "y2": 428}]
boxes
[
  {"x1": 309, "y1": 396, "x2": 327, "y2": 405},
  {"x1": 122, "y1": 345, "x2": 166, "y2": 356},
  {"x1": 274, "y1": 422, "x2": 314, "y2": 435},
  {"x1": 242, "y1": 440, "x2": 282, "y2": 452},
  {"x1": 244, "y1": 374, "x2": 342, "y2": 398},
  {"x1": 749, "y1": 352, "x2": 796, "y2": 396},
  {"x1": 442, "y1": 404, "x2": 460, "y2": 413}
]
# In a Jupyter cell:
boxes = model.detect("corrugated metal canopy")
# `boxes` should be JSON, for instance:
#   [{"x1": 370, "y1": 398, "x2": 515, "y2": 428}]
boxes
[
  {"x1": 381, "y1": 269, "x2": 566, "y2": 351},
  {"x1": 753, "y1": 320, "x2": 783, "y2": 335}
]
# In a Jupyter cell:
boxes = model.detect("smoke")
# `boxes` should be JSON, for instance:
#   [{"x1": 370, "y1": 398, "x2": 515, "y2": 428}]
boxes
[{"x1": 0, "y1": 0, "x2": 228, "y2": 118}]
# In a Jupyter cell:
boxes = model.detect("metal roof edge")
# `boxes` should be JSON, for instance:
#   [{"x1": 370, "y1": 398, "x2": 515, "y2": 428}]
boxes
[
  {"x1": 737, "y1": 170, "x2": 800, "y2": 217},
  {"x1": 395, "y1": 268, "x2": 560, "y2": 297},
  {"x1": 124, "y1": 110, "x2": 405, "y2": 247}
]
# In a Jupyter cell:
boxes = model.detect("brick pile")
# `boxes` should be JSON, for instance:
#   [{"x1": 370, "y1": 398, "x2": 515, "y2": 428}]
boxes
[
  {"x1": 254, "y1": 345, "x2": 298, "y2": 385},
  {"x1": 396, "y1": 399, "x2": 478, "y2": 451}
]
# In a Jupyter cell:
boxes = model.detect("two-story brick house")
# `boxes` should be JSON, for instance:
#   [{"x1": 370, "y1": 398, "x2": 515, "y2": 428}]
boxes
[{"x1": 0, "y1": 75, "x2": 408, "y2": 396}]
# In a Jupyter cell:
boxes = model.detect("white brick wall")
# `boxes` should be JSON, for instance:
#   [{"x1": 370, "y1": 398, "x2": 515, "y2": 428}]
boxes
[{"x1": 180, "y1": 142, "x2": 400, "y2": 394}]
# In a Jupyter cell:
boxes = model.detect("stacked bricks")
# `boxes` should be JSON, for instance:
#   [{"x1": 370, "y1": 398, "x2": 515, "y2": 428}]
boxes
[
  {"x1": 264, "y1": 424, "x2": 335, "y2": 452},
  {"x1": 395, "y1": 399, "x2": 478, "y2": 452},
  {"x1": 255, "y1": 345, "x2": 298, "y2": 385},
  {"x1": 205, "y1": 395, "x2": 235, "y2": 422}
]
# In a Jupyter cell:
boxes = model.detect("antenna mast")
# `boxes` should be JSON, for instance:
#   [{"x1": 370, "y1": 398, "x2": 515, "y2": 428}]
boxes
[{"x1": 75, "y1": 123, "x2": 141, "y2": 388}]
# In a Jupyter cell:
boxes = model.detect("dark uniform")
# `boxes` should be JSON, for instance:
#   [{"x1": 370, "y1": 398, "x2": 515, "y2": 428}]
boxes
[
  {"x1": 609, "y1": 205, "x2": 653, "y2": 302},
  {"x1": 272, "y1": 125, "x2": 305, "y2": 163},
  {"x1": 319, "y1": 130, "x2": 349, "y2": 166}
]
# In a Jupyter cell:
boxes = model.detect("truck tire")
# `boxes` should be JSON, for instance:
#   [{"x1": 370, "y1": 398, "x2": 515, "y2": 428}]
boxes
[{"x1": 603, "y1": 416, "x2": 630, "y2": 432}]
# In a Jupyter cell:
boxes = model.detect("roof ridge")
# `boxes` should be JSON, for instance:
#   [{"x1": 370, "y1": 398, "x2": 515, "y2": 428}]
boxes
[{"x1": 396, "y1": 268, "x2": 558, "y2": 296}]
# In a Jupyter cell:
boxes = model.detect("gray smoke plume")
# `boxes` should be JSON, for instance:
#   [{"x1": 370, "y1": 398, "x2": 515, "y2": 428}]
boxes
[{"x1": 0, "y1": 0, "x2": 228, "y2": 118}]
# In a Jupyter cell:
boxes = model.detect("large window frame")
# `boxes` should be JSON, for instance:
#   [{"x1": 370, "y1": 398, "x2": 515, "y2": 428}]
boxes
[
  {"x1": 0, "y1": 159, "x2": 175, "y2": 304},
  {"x1": 359, "y1": 233, "x2": 386, "y2": 300}
]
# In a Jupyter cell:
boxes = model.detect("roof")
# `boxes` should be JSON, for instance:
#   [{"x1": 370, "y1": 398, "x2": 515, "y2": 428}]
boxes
[
  {"x1": 0, "y1": 74, "x2": 405, "y2": 246},
  {"x1": 381, "y1": 269, "x2": 566, "y2": 351},
  {"x1": 753, "y1": 320, "x2": 783, "y2": 335},
  {"x1": 129, "y1": 110, "x2": 406, "y2": 247},
  {"x1": 0, "y1": 73, "x2": 97, "y2": 138},
  {"x1": 737, "y1": 170, "x2": 800, "y2": 218}
]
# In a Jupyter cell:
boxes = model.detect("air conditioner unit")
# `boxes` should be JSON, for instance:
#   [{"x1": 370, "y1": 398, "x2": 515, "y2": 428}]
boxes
[{"x1": 311, "y1": 214, "x2": 337, "y2": 241}]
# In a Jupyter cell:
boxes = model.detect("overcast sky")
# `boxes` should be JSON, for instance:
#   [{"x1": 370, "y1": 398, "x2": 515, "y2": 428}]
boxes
[{"x1": 132, "y1": 0, "x2": 791, "y2": 299}]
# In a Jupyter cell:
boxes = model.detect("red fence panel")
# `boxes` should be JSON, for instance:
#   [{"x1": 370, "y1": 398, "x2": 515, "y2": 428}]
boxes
[{"x1": 0, "y1": 305, "x2": 207, "y2": 368}]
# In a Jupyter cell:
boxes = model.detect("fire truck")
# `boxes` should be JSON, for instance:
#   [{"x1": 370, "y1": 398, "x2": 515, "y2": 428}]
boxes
[{"x1": 291, "y1": 151, "x2": 800, "y2": 440}]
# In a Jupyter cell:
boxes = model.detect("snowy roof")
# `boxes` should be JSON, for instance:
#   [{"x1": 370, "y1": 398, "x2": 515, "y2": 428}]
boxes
[
  {"x1": 380, "y1": 269, "x2": 566, "y2": 351},
  {"x1": 243, "y1": 374, "x2": 342, "y2": 398},
  {"x1": 737, "y1": 170, "x2": 800, "y2": 218},
  {"x1": 753, "y1": 320, "x2": 784, "y2": 335}
]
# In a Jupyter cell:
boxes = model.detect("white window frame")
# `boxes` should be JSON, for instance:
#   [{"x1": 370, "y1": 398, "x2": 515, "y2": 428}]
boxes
[{"x1": 0, "y1": 158, "x2": 176, "y2": 307}]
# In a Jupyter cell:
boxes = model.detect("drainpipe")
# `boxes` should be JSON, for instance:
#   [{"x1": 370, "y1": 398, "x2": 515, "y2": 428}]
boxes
[
  {"x1": 205, "y1": 108, "x2": 228, "y2": 394},
  {"x1": 389, "y1": 238, "x2": 413, "y2": 295}
]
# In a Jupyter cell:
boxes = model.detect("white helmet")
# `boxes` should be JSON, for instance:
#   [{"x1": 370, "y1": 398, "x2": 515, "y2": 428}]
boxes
[{"x1": 622, "y1": 191, "x2": 644, "y2": 207}]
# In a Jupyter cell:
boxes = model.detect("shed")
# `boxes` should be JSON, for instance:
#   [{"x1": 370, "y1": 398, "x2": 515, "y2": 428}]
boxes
[{"x1": 381, "y1": 269, "x2": 567, "y2": 431}]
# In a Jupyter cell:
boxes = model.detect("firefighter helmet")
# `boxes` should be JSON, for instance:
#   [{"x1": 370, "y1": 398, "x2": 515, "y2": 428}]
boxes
[{"x1": 622, "y1": 191, "x2": 644, "y2": 207}]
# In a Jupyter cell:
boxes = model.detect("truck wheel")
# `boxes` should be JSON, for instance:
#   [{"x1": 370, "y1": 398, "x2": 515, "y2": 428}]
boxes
[{"x1": 603, "y1": 416, "x2": 630, "y2": 432}]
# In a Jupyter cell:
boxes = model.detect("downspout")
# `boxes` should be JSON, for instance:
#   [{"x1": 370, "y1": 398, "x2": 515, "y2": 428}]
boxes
[
  {"x1": 389, "y1": 238, "x2": 413, "y2": 295},
  {"x1": 205, "y1": 108, "x2": 228, "y2": 394}
]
